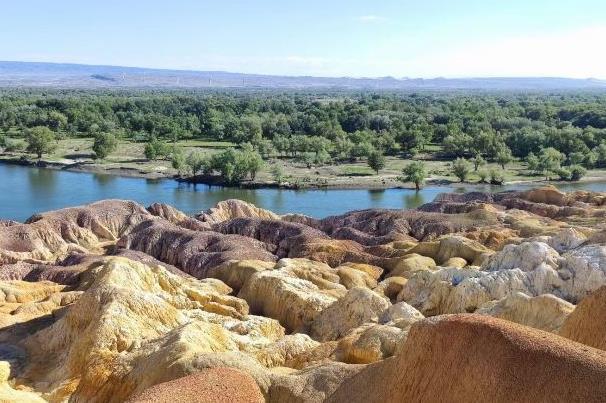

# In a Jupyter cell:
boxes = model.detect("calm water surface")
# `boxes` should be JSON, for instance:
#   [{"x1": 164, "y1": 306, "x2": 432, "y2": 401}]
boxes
[{"x1": 1, "y1": 164, "x2": 605, "y2": 222}]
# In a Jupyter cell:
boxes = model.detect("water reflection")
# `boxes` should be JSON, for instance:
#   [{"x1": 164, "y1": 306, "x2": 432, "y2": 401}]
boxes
[
  {"x1": 92, "y1": 173, "x2": 116, "y2": 186},
  {"x1": 4, "y1": 163, "x2": 606, "y2": 222},
  {"x1": 403, "y1": 191, "x2": 425, "y2": 209},
  {"x1": 27, "y1": 168, "x2": 57, "y2": 196},
  {"x1": 368, "y1": 189, "x2": 386, "y2": 203}
]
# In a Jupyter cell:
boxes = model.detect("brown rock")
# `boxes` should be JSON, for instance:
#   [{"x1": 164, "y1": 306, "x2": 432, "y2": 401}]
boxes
[
  {"x1": 560, "y1": 286, "x2": 606, "y2": 350},
  {"x1": 329, "y1": 314, "x2": 606, "y2": 402},
  {"x1": 129, "y1": 367, "x2": 264, "y2": 403}
]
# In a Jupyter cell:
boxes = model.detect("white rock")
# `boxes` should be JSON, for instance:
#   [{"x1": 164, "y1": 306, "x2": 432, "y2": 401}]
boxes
[
  {"x1": 481, "y1": 241, "x2": 560, "y2": 272},
  {"x1": 310, "y1": 287, "x2": 390, "y2": 341}
]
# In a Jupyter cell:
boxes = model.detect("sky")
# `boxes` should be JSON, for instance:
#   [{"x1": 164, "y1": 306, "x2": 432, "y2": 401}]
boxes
[{"x1": 2, "y1": 0, "x2": 606, "y2": 78}]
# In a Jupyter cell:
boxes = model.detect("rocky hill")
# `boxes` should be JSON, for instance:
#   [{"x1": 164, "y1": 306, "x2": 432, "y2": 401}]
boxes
[
  {"x1": 1, "y1": 186, "x2": 606, "y2": 401},
  {"x1": 2, "y1": 61, "x2": 606, "y2": 90}
]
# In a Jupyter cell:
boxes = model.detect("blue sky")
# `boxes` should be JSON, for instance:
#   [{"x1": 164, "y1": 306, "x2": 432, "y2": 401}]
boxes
[{"x1": 2, "y1": 0, "x2": 606, "y2": 78}]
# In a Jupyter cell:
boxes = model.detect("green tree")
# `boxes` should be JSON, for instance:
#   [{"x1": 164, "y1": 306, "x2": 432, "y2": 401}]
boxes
[
  {"x1": 92, "y1": 133, "x2": 118, "y2": 159},
  {"x1": 478, "y1": 170, "x2": 488, "y2": 183},
  {"x1": 451, "y1": 158, "x2": 472, "y2": 182},
  {"x1": 26, "y1": 126, "x2": 56, "y2": 158},
  {"x1": 271, "y1": 164, "x2": 285, "y2": 185},
  {"x1": 171, "y1": 148, "x2": 187, "y2": 175},
  {"x1": 568, "y1": 151, "x2": 585, "y2": 166},
  {"x1": 537, "y1": 147, "x2": 565, "y2": 180},
  {"x1": 526, "y1": 152, "x2": 541, "y2": 174},
  {"x1": 144, "y1": 142, "x2": 158, "y2": 160},
  {"x1": 471, "y1": 154, "x2": 486, "y2": 171},
  {"x1": 401, "y1": 161, "x2": 427, "y2": 191},
  {"x1": 367, "y1": 150, "x2": 386, "y2": 174},
  {"x1": 569, "y1": 165, "x2": 587, "y2": 181},
  {"x1": 242, "y1": 148, "x2": 264, "y2": 180},
  {"x1": 186, "y1": 151, "x2": 208, "y2": 176},
  {"x1": 594, "y1": 143, "x2": 606, "y2": 168},
  {"x1": 489, "y1": 169, "x2": 505, "y2": 185},
  {"x1": 144, "y1": 137, "x2": 170, "y2": 161},
  {"x1": 555, "y1": 167, "x2": 572, "y2": 181},
  {"x1": 495, "y1": 147, "x2": 513, "y2": 169}
]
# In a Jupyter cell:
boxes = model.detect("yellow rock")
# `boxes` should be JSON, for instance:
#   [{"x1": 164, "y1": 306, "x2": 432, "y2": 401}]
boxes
[
  {"x1": 14, "y1": 257, "x2": 316, "y2": 402},
  {"x1": 387, "y1": 254, "x2": 436, "y2": 278},
  {"x1": 476, "y1": 292, "x2": 574, "y2": 333},
  {"x1": 374, "y1": 277, "x2": 408, "y2": 302},
  {"x1": 207, "y1": 260, "x2": 274, "y2": 291},
  {"x1": 0, "y1": 361, "x2": 45, "y2": 403},
  {"x1": 443, "y1": 257, "x2": 467, "y2": 268},
  {"x1": 407, "y1": 236, "x2": 493, "y2": 266}
]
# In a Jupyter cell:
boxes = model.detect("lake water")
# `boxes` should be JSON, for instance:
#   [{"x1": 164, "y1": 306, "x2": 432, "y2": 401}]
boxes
[{"x1": 1, "y1": 163, "x2": 605, "y2": 222}]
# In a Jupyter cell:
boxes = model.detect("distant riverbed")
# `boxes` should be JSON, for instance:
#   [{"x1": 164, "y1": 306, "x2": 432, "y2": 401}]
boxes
[{"x1": 2, "y1": 164, "x2": 605, "y2": 222}]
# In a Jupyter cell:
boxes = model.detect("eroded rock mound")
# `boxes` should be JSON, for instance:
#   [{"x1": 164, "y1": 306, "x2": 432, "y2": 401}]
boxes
[
  {"x1": 196, "y1": 199, "x2": 281, "y2": 225},
  {"x1": 14, "y1": 257, "x2": 315, "y2": 402},
  {"x1": 560, "y1": 286, "x2": 606, "y2": 350},
  {"x1": 328, "y1": 315, "x2": 606, "y2": 403},
  {"x1": 1, "y1": 188, "x2": 606, "y2": 402},
  {"x1": 117, "y1": 219, "x2": 277, "y2": 277},
  {"x1": 0, "y1": 200, "x2": 151, "y2": 264},
  {"x1": 129, "y1": 367, "x2": 264, "y2": 403}
]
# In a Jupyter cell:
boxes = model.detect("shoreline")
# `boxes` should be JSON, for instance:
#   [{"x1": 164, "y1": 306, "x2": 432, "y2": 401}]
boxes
[{"x1": 1, "y1": 154, "x2": 604, "y2": 191}]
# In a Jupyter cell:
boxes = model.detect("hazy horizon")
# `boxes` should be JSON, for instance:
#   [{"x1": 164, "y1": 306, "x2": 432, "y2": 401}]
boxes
[
  {"x1": 4, "y1": 59, "x2": 606, "y2": 81},
  {"x1": 2, "y1": 0, "x2": 606, "y2": 79}
]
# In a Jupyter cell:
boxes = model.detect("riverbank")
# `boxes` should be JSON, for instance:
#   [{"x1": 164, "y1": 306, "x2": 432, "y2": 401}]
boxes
[{"x1": 4, "y1": 152, "x2": 606, "y2": 191}]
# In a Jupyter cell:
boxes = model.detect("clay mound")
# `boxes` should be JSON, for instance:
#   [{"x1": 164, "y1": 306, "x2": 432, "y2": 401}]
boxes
[
  {"x1": 117, "y1": 219, "x2": 277, "y2": 277},
  {"x1": 212, "y1": 217, "x2": 329, "y2": 256},
  {"x1": 0, "y1": 251, "x2": 116, "y2": 284},
  {"x1": 147, "y1": 203, "x2": 208, "y2": 230},
  {"x1": 560, "y1": 286, "x2": 606, "y2": 350},
  {"x1": 0, "y1": 260, "x2": 88, "y2": 285},
  {"x1": 112, "y1": 249, "x2": 193, "y2": 278},
  {"x1": 432, "y1": 191, "x2": 497, "y2": 204},
  {"x1": 318, "y1": 209, "x2": 484, "y2": 243},
  {"x1": 0, "y1": 200, "x2": 152, "y2": 264},
  {"x1": 196, "y1": 199, "x2": 280, "y2": 225},
  {"x1": 17, "y1": 257, "x2": 310, "y2": 402},
  {"x1": 129, "y1": 367, "x2": 264, "y2": 403},
  {"x1": 328, "y1": 314, "x2": 606, "y2": 402}
]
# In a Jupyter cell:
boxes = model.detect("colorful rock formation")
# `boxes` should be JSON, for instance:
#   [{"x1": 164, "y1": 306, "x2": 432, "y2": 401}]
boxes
[{"x1": 1, "y1": 186, "x2": 606, "y2": 401}]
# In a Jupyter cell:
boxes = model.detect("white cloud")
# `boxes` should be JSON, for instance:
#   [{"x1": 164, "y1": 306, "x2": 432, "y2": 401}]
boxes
[
  {"x1": 355, "y1": 15, "x2": 386, "y2": 23},
  {"x1": 402, "y1": 25, "x2": 606, "y2": 78}
]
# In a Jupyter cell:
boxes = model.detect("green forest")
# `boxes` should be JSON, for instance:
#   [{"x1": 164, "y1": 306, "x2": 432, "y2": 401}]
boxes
[{"x1": 1, "y1": 88, "x2": 606, "y2": 186}]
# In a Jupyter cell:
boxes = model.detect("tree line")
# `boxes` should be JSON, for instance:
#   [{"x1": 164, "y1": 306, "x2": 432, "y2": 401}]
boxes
[{"x1": 1, "y1": 88, "x2": 605, "y2": 184}]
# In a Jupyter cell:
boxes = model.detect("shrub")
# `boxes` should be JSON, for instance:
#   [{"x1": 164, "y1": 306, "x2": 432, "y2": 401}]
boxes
[
  {"x1": 451, "y1": 158, "x2": 471, "y2": 182},
  {"x1": 186, "y1": 151, "x2": 209, "y2": 176},
  {"x1": 26, "y1": 126, "x2": 56, "y2": 158},
  {"x1": 554, "y1": 167, "x2": 572, "y2": 181},
  {"x1": 367, "y1": 150, "x2": 386, "y2": 174},
  {"x1": 144, "y1": 138, "x2": 171, "y2": 160},
  {"x1": 489, "y1": 169, "x2": 505, "y2": 185},
  {"x1": 401, "y1": 161, "x2": 427, "y2": 191},
  {"x1": 477, "y1": 170, "x2": 488, "y2": 183},
  {"x1": 271, "y1": 164, "x2": 285, "y2": 185},
  {"x1": 92, "y1": 132, "x2": 118, "y2": 159},
  {"x1": 4, "y1": 138, "x2": 26, "y2": 152},
  {"x1": 170, "y1": 148, "x2": 187, "y2": 175},
  {"x1": 569, "y1": 165, "x2": 587, "y2": 181}
]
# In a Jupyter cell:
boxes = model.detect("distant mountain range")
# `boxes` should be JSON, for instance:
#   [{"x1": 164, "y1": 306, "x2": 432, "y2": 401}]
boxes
[{"x1": 1, "y1": 61, "x2": 606, "y2": 90}]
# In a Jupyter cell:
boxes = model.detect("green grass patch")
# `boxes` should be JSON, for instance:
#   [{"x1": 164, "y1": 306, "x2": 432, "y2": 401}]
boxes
[{"x1": 338, "y1": 166, "x2": 375, "y2": 176}]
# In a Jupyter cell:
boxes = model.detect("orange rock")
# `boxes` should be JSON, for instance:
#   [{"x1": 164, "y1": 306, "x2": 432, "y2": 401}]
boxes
[
  {"x1": 328, "y1": 314, "x2": 606, "y2": 402},
  {"x1": 560, "y1": 286, "x2": 606, "y2": 350},
  {"x1": 129, "y1": 367, "x2": 264, "y2": 403}
]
